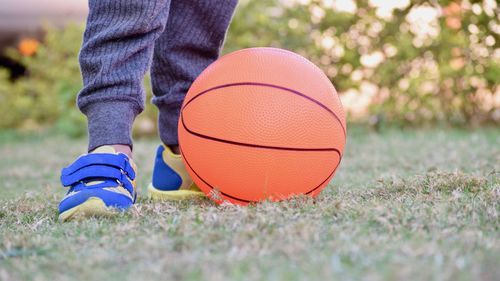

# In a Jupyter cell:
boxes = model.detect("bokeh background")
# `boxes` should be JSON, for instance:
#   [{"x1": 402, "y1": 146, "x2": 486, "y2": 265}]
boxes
[{"x1": 0, "y1": 0, "x2": 498, "y2": 137}]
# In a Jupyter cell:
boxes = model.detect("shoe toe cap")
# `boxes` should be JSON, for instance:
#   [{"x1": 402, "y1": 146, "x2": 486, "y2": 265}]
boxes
[{"x1": 59, "y1": 189, "x2": 133, "y2": 213}]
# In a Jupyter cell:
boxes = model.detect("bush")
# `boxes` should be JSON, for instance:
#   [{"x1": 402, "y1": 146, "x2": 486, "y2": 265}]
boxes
[
  {"x1": 225, "y1": 0, "x2": 499, "y2": 125},
  {"x1": 0, "y1": 24, "x2": 84, "y2": 134},
  {"x1": 0, "y1": 24, "x2": 159, "y2": 137},
  {"x1": 0, "y1": 0, "x2": 498, "y2": 135}
]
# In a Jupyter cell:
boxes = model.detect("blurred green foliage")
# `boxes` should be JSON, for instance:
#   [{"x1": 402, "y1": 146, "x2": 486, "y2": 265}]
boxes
[
  {"x1": 226, "y1": 0, "x2": 499, "y2": 125},
  {"x1": 0, "y1": 24, "x2": 86, "y2": 135},
  {"x1": 0, "y1": 25, "x2": 158, "y2": 137},
  {"x1": 0, "y1": 0, "x2": 498, "y2": 136}
]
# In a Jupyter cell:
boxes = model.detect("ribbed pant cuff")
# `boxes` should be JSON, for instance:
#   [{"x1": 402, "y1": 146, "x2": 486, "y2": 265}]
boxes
[
  {"x1": 158, "y1": 105, "x2": 181, "y2": 146},
  {"x1": 82, "y1": 101, "x2": 139, "y2": 152}
]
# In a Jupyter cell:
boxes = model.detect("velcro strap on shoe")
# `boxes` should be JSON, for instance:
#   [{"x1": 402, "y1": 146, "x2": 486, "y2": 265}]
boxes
[
  {"x1": 61, "y1": 153, "x2": 135, "y2": 180},
  {"x1": 60, "y1": 165, "x2": 134, "y2": 194},
  {"x1": 71, "y1": 179, "x2": 119, "y2": 191}
]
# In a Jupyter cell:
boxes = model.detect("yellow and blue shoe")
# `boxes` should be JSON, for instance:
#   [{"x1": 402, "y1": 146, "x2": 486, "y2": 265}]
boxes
[
  {"x1": 58, "y1": 146, "x2": 137, "y2": 221},
  {"x1": 148, "y1": 145, "x2": 205, "y2": 201}
]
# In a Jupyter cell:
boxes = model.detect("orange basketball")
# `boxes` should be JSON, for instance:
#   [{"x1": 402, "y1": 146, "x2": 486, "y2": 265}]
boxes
[{"x1": 178, "y1": 48, "x2": 346, "y2": 205}]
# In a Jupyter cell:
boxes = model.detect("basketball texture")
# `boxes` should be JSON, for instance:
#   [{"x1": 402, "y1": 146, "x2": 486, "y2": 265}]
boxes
[{"x1": 178, "y1": 48, "x2": 346, "y2": 205}]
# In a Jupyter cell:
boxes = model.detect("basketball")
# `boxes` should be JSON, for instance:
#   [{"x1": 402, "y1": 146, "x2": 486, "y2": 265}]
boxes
[{"x1": 178, "y1": 47, "x2": 346, "y2": 205}]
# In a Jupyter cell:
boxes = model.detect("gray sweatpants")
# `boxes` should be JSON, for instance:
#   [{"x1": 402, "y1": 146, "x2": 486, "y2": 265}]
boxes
[{"x1": 77, "y1": 0, "x2": 238, "y2": 151}]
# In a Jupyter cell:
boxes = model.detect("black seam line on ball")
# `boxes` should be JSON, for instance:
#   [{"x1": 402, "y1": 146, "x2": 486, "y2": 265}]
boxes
[
  {"x1": 182, "y1": 82, "x2": 346, "y2": 138},
  {"x1": 180, "y1": 147, "x2": 251, "y2": 203},
  {"x1": 180, "y1": 146, "x2": 341, "y2": 202},
  {"x1": 305, "y1": 157, "x2": 342, "y2": 195},
  {"x1": 182, "y1": 113, "x2": 342, "y2": 153}
]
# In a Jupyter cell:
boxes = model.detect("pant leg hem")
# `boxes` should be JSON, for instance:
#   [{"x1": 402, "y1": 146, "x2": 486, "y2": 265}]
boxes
[
  {"x1": 82, "y1": 101, "x2": 139, "y2": 152},
  {"x1": 157, "y1": 105, "x2": 181, "y2": 146}
]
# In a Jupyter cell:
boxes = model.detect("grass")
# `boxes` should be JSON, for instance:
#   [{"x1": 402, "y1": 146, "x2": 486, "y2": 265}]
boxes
[{"x1": 0, "y1": 127, "x2": 498, "y2": 281}]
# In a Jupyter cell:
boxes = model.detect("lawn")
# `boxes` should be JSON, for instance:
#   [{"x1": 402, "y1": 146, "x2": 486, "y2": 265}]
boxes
[{"x1": 0, "y1": 127, "x2": 498, "y2": 281}]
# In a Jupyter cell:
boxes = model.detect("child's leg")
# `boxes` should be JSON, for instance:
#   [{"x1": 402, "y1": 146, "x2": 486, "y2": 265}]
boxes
[
  {"x1": 148, "y1": 0, "x2": 237, "y2": 200},
  {"x1": 78, "y1": 0, "x2": 172, "y2": 153},
  {"x1": 59, "y1": 0, "x2": 173, "y2": 220},
  {"x1": 150, "y1": 0, "x2": 238, "y2": 149}
]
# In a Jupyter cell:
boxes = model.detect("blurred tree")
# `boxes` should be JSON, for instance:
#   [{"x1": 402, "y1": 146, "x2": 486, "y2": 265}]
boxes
[
  {"x1": 226, "y1": 0, "x2": 499, "y2": 125},
  {"x1": 0, "y1": 24, "x2": 85, "y2": 134}
]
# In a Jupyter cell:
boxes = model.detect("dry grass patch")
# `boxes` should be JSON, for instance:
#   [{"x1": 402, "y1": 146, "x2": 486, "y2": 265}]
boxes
[{"x1": 0, "y1": 128, "x2": 499, "y2": 280}]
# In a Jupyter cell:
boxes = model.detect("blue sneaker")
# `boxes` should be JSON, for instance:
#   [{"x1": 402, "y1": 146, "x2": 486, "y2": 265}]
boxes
[
  {"x1": 148, "y1": 145, "x2": 205, "y2": 201},
  {"x1": 58, "y1": 146, "x2": 137, "y2": 221}
]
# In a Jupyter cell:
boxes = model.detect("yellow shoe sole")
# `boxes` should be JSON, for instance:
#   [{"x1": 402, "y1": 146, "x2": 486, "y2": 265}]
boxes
[
  {"x1": 58, "y1": 197, "x2": 118, "y2": 222},
  {"x1": 148, "y1": 183, "x2": 205, "y2": 201}
]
